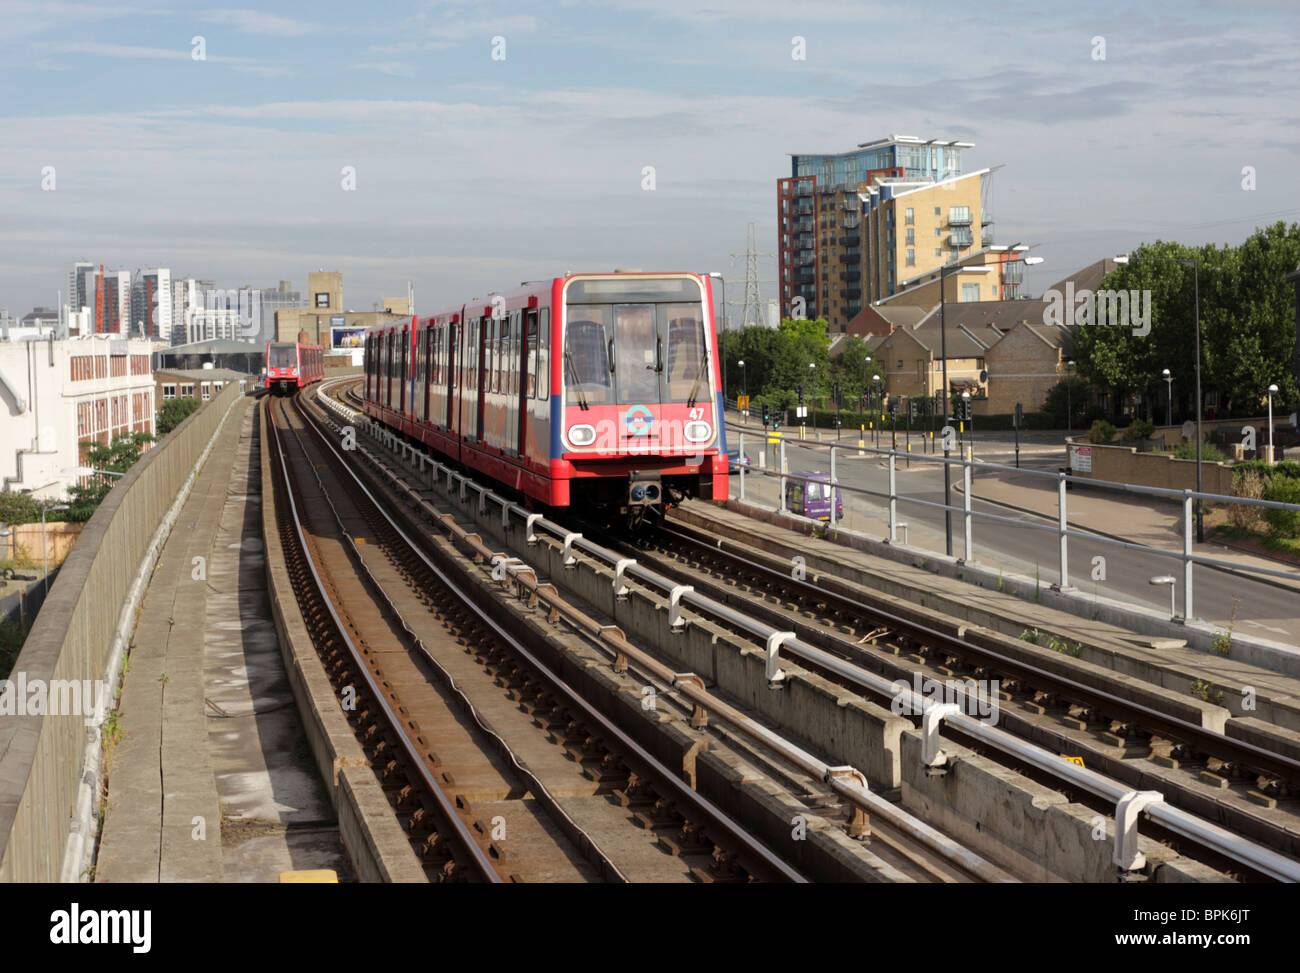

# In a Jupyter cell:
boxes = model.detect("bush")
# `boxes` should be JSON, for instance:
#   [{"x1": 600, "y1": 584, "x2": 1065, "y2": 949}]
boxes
[
  {"x1": 1122, "y1": 419, "x2": 1155, "y2": 440},
  {"x1": 1088, "y1": 420, "x2": 1116, "y2": 444},
  {"x1": 1263, "y1": 474, "x2": 1300, "y2": 539},
  {"x1": 157, "y1": 397, "x2": 201, "y2": 436},
  {"x1": 0, "y1": 492, "x2": 44, "y2": 527},
  {"x1": 1172, "y1": 439, "x2": 1227, "y2": 462},
  {"x1": 1234, "y1": 459, "x2": 1300, "y2": 483},
  {"x1": 1229, "y1": 469, "x2": 1265, "y2": 532},
  {"x1": 1041, "y1": 378, "x2": 1090, "y2": 428}
]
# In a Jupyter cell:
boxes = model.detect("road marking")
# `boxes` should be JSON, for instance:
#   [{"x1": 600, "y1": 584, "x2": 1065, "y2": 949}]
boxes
[{"x1": 1244, "y1": 619, "x2": 1289, "y2": 635}]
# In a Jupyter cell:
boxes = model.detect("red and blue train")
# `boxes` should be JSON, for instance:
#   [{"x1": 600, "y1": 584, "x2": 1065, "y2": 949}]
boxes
[
  {"x1": 362, "y1": 272, "x2": 727, "y2": 523},
  {"x1": 266, "y1": 341, "x2": 324, "y2": 395}
]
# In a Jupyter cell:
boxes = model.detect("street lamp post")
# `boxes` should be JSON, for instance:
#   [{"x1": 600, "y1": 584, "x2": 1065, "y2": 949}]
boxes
[
  {"x1": 872, "y1": 374, "x2": 881, "y2": 447},
  {"x1": 1162, "y1": 368, "x2": 1173, "y2": 427},
  {"x1": 1115, "y1": 253, "x2": 1203, "y2": 542},
  {"x1": 737, "y1": 359, "x2": 746, "y2": 423},
  {"x1": 962, "y1": 390, "x2": 973, "y2": 460},
  {"x1": 1268, "y1": 383, "x2": 1279, "y2": 464},
  {"x1": 42, "y1": 504, "x2": 69, "y2": 597},
  {"x1": 1066, "y1": 359, "x2": 1076, "y2": 436},
  {"x1": 809, "y1": 362, "x2": 816, "y2": 433}
]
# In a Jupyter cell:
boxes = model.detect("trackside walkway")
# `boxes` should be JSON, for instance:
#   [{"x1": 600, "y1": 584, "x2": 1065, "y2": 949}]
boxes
[{"x1": 95, "y1": 395, "x2": 351, "y2": 882}]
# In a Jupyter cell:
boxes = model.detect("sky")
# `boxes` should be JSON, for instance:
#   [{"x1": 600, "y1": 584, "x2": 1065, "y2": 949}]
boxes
[{"x1": 1, "y1": 0, "x2": 1298, "y2": 317}]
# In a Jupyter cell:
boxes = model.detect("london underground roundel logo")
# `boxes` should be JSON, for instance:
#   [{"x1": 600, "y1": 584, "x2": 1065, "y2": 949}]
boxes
[{"x1": 625, "y1": 405, "x2": 654, "y2": 436}]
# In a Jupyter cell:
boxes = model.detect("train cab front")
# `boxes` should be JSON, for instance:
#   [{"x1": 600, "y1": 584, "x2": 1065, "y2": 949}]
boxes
[
  {"x1": 556, "y1": 273, "x2": 728, "y2": 527},
  {"x1": 266, "y1": 343, "x2": 300, "y2": 396}
]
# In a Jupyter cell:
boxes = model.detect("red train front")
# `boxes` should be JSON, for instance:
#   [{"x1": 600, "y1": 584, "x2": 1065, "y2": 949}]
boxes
[
  {"x1": 362, "y1": 272, "x2": 728, "y2": 523},
  {"x1": 266, "y1": 341, "x2": 323, "y2": 395}
]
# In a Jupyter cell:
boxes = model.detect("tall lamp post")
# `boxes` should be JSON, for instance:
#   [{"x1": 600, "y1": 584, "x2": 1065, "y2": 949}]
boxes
[
  {"x1": 872, "y1": 374, "x2": 881, "y2": 446},
  {"x1": 939, "y1": 249, "x2": 1043, "y2": 556},
  {"x1": 1066, "y1": 359, "x2": 1076, "y2": 436},
  {"x1": 809, "y1": 362, "x2": 816, "y2": 432},
  {"x1": 860, "y1": 354, "x2": 872, "y2": 438},
  {"x1": 1115, "y1": 253, "x2": 1203, "y2": 541},
  {"x1": 709, "y1": 272, "x2": 727, "y2": 400},
  {"x1": 42, "y1": 504, "x2": 69, "y2": 596},
  {"x1": 1268, "y1": 384, "x2": 1279, "y2": 464},
  {"x1": 1162, "y1": 368, "x2": 1173, "y2": 427}
]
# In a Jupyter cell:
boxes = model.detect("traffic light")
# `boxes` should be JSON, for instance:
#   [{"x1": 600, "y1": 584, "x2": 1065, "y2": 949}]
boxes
[
  {"x1": 832, "y1": 382, "x2": 840, "y2": 408},
  {"x1": 797, "y1": 384, "x2": 805, "y2": 405},
  {"x1": 762, "y1": 403, "x2": 771, "y2": 426}
]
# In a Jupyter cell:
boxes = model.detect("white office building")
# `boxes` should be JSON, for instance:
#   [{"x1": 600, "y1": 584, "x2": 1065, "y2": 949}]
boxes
[{"x1": 0, "y1": 334, "x2": 156, "y2": 499}]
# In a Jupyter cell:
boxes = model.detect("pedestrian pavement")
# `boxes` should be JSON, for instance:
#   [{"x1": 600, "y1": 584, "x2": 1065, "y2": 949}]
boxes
[{"x1": 957, "y1": 467, "x2": 1300, "y2": 594}]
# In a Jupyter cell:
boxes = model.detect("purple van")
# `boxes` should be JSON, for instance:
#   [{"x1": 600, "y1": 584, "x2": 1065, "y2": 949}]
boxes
[{"x1": 785, "y1": 471, "x2": 844, "y2": 521}]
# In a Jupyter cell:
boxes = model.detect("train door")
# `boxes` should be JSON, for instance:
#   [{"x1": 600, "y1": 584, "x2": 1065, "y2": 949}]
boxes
[
  {"x1": 399, "y1": 326, "x2": 409, "y2": 414},
  {"x1": 422, "y1": 324, "x2": 433, "y2": 424},
  {"x1": 462, "y1": 316, "x2": 480, "y2": 442},
  {"x1": 446, "y1": 321, "x2": 458, "y2": 432},
  {"x1": 520, "y1": 309, "x2": 537, "y2": 457},
  {"x1": 475, "y1": 315, "x2": 487, "y2": 442}
]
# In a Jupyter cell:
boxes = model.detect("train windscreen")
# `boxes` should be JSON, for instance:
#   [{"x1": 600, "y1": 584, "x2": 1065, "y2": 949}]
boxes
[
  {"x1": 268, "y1": 344, "x2": 297, "y2": 369},
  {"x1": 563, "y1": 278, "x2": 707, "y2": 407}
]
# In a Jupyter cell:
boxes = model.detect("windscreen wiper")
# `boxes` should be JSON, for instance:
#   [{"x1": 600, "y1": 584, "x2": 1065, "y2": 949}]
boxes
[
  {"x1": 565, "y1": 346, "x2": 589, "y2": 411},
  {"x1": 687, "y1": 344, "x2": 708, "y2": 409}
]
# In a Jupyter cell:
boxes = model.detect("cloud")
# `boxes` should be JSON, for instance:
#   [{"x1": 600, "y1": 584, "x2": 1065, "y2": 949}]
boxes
[{"x1": 199, "y1": 9, "x2": 320, "y2": 37}]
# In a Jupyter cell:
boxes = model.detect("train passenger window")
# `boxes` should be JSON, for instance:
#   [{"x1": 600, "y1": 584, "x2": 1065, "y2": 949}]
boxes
[
  {"x1": 537, "y1": 309, "x2": 549, "y2": 400},
  {"x1": 511, "y1": 311, "x2": 521, "y2": 395},
  {"x1": 614, "y1": 304, "x2": 658, "y2": 403},
  {"x1": 564, "y1": 315, "x2": 612, "y2": 405},
  {"x1": 524, "y1": 311, "x2": 537, "y2": 398},
  {"x1": 665, "y1": 306, "x2": 705, "y2": 402}
]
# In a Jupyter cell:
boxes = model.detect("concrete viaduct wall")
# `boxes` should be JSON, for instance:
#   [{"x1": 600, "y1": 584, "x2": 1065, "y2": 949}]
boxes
[{"x1": 0, "y1": 380, "x2": 245, "y2": 882}]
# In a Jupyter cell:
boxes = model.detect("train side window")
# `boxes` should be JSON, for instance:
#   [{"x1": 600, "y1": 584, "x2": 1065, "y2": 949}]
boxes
[
  {"x1": 537, "y1": 309, "x2": 549, "y2": 400},
  {"x1": 524, "y1": 310, "x2": 537, "y2": 398},
  {"x1": 510, "y1": 310, "x2": 520, "y2": 395}
]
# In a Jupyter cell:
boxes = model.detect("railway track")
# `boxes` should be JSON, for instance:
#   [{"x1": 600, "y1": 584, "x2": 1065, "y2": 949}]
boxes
[
  {"x1": 309, "y1": 378, "x2": 1013, "y2": 882},
  {"x1": 269, "y1": 389, "x2": 813, "y2": 882},
  {"x1": 585, "y1": 517, "x2": 1300, "y2": 878}
]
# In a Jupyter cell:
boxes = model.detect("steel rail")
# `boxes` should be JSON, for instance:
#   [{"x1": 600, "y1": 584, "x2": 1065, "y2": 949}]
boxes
[
  {"x1": 297, "y1": 389, "x2": 809, "y2": 883},
  {"x1": 655, "y1": 520, "x2": 1300, "y2": 790},
  {"x1": 267, "y1": 397, "x2": 504, "y2": 883},
  {"x1": 311, "y1": 387, "x2": 1012, "y2": 881}
]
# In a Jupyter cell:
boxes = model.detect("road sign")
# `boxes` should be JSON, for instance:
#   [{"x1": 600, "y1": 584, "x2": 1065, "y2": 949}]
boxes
[
  {"x1": 1014, "y1": 402, "x2": 1023, "y2": 429},
  {"x1": 737, "y1": 395, "x2": 750, "y2": 410},
  {"x1": 1069, "y1": 444, "x2": 1092, "y2": 473},
  {"x1": 1181, "y1": 420, "x2": 1195, "y2": 439},
  {"x1": 796, "y1": 405, "x2": 807, "y2": 418}
]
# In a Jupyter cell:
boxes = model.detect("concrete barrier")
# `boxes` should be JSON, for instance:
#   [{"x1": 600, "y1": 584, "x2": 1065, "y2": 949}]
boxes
[{"x1": 0, "y1": 381, "x2": 246, "y2": 882}]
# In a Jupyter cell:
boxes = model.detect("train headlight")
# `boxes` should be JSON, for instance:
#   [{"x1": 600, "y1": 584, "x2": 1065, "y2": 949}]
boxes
[
  {"x1": 631, "y1": 485, "x2": 646, "y2": 501},
  {"x1": 568, "y1": 424, "x2": 597, "y2": 447},
  {"x1": 684, "y1": 421, "x2": 712, "y2": 443}
]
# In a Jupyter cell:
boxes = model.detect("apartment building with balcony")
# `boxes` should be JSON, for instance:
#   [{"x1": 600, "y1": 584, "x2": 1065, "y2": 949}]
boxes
[
  {"x1": 780, "y1": 135, "x2": 1030, "y2": 332},
  {"x1": 778, "y1": 135, "x2": 975, "y2": 329}
]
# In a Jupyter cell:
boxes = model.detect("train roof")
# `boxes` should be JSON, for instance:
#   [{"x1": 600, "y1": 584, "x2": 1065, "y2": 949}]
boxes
[{"x1": 360, "y1": 272, "x2": 709, "y2": 336}]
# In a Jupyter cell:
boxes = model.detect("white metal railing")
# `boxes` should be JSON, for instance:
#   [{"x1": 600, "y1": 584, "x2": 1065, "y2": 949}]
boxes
[{"x1": 729, "y1": 424, "x2": 1300, "y2": 624}]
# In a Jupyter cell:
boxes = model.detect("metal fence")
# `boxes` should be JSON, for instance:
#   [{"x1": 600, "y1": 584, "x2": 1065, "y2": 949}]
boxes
[
  {"x1": 0, "y1": 380, "x2": 245, "y2": 882},
  {"x1": 730, "y1": 424, "x2": 1300, "y2": 623}
]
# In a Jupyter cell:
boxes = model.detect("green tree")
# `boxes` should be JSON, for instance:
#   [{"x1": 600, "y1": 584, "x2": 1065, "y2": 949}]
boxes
[
  {"x1": 1072, "y1": 224, "x2": 1300, "y2": 420},
  {"x1": 63, "y1": 432, "x2": 156, "y2": 521},
  {"x1": 157, "y1": 396, "x2": 201, "y2": 436}
]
